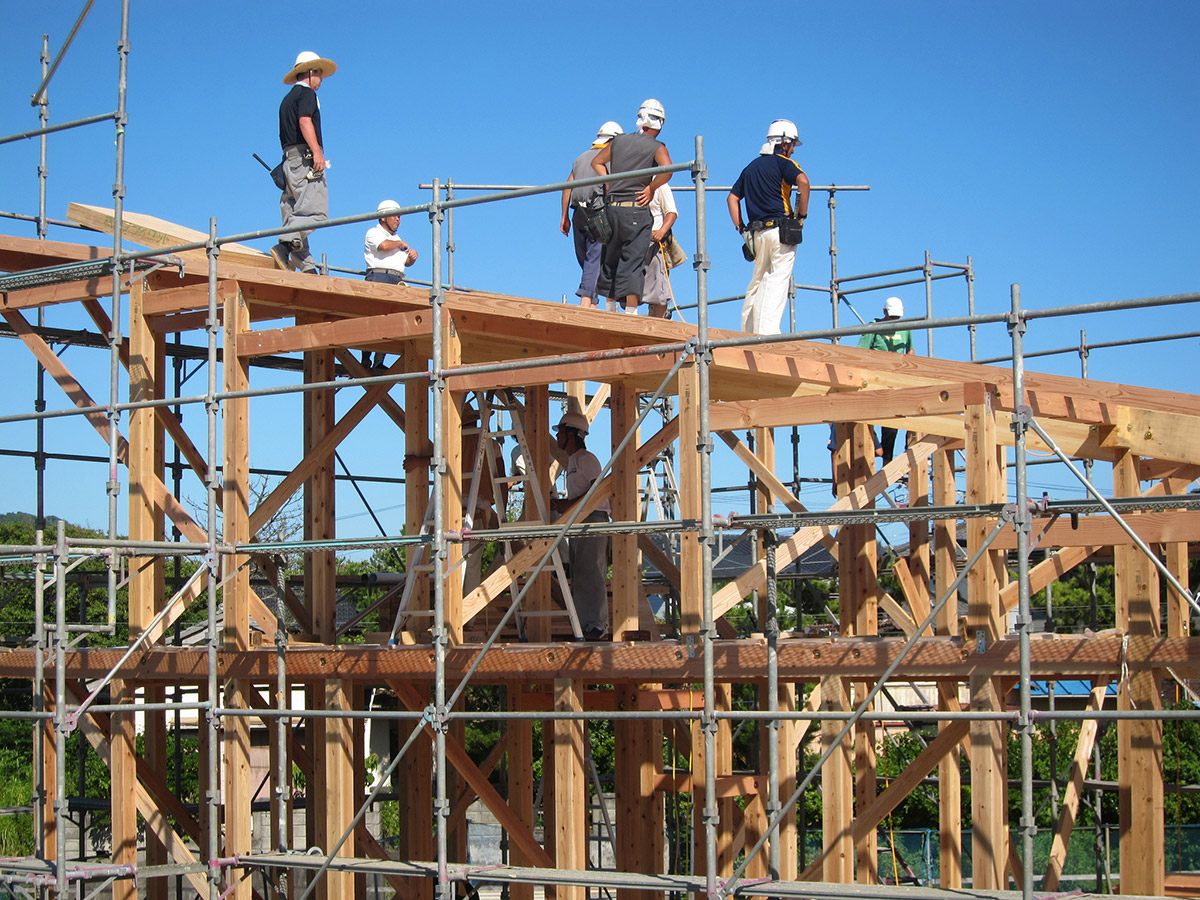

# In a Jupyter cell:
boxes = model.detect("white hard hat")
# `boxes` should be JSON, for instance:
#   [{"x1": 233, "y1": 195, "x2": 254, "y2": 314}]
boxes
[
  {"x1": 596, "y1": 120, "x2": 624, "y2": 141},
  {"x1": 636, "y1": 98, "x2": 666, "y2": 131},
  {"x1": 884, "y1": 296, "x2": 904, "y2": 317},
  {"x1": 766, "y1": 118, "x2": 800, "y2": 145},
  {"x1": 283, "y1": 50, "x2": 338, "y2": 84},
  {"x1": 555, "y1": 411, "x2": 590, "y2": 436},
  {"x1": 377, "y1": 200, "x2": 400, "y2": 215}
]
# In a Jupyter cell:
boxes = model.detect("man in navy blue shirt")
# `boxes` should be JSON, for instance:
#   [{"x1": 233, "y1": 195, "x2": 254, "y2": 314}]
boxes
[{"x1": 727, "y1": 119, "x2": 810, "y2": 334}]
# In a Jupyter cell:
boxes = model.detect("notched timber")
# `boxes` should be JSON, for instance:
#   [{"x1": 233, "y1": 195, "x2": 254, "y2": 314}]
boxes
[
  {"x1": 238, "y1": 309, "x2": 433, "y2": 357},
  {"x1": 9, "y1": 633, "x2": 1199, "y2": 682}
]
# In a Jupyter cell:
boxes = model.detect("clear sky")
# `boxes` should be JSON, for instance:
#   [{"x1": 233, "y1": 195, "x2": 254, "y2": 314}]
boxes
[{"x1": 1, "y1": 1, "x2": 1197, "y2": 540}]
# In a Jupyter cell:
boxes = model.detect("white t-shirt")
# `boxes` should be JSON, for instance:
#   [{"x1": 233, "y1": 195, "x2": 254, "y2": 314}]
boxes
[
  {"x1": 364, "y1": 222, "x2": 408, "y2": 273},
  {"x1": 649, "y1": 184, "x2": 677, "y2": 233}
]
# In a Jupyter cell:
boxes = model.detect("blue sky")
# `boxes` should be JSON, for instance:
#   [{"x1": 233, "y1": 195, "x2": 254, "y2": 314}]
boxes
[{"x1": 1, "y1": 1, "x2": 1197, "y2": 538}]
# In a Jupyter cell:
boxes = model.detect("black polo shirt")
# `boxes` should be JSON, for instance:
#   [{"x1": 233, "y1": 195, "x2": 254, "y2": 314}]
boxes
[{"x1": 279, "y1": 84, "x2": 322, "y2": 150}]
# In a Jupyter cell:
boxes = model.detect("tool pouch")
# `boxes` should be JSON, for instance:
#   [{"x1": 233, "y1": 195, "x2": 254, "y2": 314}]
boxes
[
  {"x1": 581, "y1": 197, "x2": 613, "y2": 244},
  {"x1": 778, "y1": 216, "x2": 804, "y2": 245}
]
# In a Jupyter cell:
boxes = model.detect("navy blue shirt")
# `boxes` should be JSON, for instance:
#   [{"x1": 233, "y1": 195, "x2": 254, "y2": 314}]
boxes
[
  {"x1": 731, "y1": 152, "x2": 805, "y2": 223},
  {"x1": 279, "y1": 84, "x2": 322, "y2": 150}
]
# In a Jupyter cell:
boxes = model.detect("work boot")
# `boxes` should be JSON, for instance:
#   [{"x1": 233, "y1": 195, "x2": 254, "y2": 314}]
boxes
[{"x1": 268, "y1": 243, "x2": 293, "y2": 271}]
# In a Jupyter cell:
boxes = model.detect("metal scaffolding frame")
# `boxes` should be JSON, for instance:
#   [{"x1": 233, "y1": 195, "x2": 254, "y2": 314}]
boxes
[{"x1": 2, "y1": 6, "x2": 1199, "y2": 900}]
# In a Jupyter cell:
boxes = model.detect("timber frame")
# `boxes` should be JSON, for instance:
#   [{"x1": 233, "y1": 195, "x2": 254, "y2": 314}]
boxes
[{"x1": 1, "y1": 194, "x2": 1199, "y2": 900}]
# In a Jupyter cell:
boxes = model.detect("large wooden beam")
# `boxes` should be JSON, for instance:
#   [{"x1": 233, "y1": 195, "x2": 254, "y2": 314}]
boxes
[{"x1": 238, "y1": 309, "x2": 433, "y2": 356}]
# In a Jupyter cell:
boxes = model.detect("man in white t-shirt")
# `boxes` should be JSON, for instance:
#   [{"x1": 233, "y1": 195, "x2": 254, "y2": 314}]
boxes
[
  {"x1": 362, "y1": 200, "x2": 419, "y2": 366},
  {"x1": 364, "y1": 200, "x2": 418, "y2": 284}
]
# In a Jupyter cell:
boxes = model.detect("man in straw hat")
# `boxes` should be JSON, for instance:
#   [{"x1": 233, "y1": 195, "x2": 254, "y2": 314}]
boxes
[{"x1": 271, "y1": 51, "x2": 337, "y2": 274}]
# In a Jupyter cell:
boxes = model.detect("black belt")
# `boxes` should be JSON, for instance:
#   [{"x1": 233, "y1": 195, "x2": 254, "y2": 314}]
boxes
[
  {"x1": 749, "y1": 219, "x2": 781, "y2": 231},
  {"x1": 366, "y1": 268, "x2": 404, "y2": 278}
]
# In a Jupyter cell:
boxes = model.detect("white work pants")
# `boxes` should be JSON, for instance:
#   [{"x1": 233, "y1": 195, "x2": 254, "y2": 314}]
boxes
[{"x1": 740, "y1": 226, "x2": 796, "y2": 335}]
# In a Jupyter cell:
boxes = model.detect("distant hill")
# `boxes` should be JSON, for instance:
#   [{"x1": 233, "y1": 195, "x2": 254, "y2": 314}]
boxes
[{"x1": 0, "y1": 512, "x2": 63, "y2": 528}]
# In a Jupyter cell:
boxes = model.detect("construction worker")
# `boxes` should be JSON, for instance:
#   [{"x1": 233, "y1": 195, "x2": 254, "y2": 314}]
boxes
[
  {"x1": 550, "y1": 412, "x2": 611, "y2": 641},
  {"x1": 562, "y1": 121, "x2": 623, "y2": 309},
  {"x1": 364, "y1": 200, "x2": 418, "y2": 286},
  {"x1": 272, "y1": 51, "x2": 337, "y2": 274},
  {"x1": 857, "y1": 296, "x2": 915, "y2": 464},
  {"x1": 361, "y1": 200, "x2": 419, "y2": 367},
  {"x1": 727, "y1": 119, "x2": 810, "y2": 334},
  {"x1": 590, "y1": 99, "x2": 673, "y2": 314}
]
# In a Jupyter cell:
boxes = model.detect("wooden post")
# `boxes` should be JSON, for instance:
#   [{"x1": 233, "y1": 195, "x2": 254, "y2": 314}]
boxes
[
  {"x1": 128, "y1": 277, "x2": 167, "y2": 899},
  {"x1": 553, "y1": 678, "x2": 586, "y2": 900},
  {"x1": 616, "y1": 683, "x2": 663, "y2": 900},
  {"x1": 1114, "y1": 451, "x2": 1164, "y2": 896},
  {"x1": 932, "y1": 446, "x2": 962, "y2": 888},
  {"x1": 507, "y1": 685, "x2": 535, "y2": 900},
  {"x1": 110, "y1": 679, "x2": 137, "y2": 900},
  {"x1": 964, "y1": 385, "x2": 1006, "y2": 890},
  {"x1": 850, "y1": 423, "x2": 878, "y2": 883},
  {"x1": 1164, "y1": 474, "x2": 1192, "y2": 640},
  {"x1": 223, "y1": 287, "x2": 253, "y2": 900},
  {"x1": 678, "y1": 364, "x2": 701, "y2": 635},
  {"x1": 441, "y1": 311, "x2": 464, "y2": 643},
  {"x1": 611, "y1": 381, "x2": 639, "y2": 639},
  {"x1": 820, "y1": 672, "x2": 854, "y2": 882},
  {"x1": 402, "y1": 343, "x2": 431, "y2": 641},
  {"x1": 526, "y1": 385, "x2": 553, "y2": 642}
]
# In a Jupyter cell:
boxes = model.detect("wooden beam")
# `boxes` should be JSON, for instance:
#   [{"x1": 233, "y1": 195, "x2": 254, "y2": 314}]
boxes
[
  {"x1": 66, "y1": 202, "x2": 275, "y2": 268},
  {"x1": 992, "y1": 509, "x2": 1200, "y2": 550},
  {"x1": 238, "y1": 308, "x2": 433, "y2": 357},
  {"x1": 709, "y1": 383, "x2": 967, "y2": 431},
  {"x1": 3, "y1": 309, "x2": 130, "y2": 460}
]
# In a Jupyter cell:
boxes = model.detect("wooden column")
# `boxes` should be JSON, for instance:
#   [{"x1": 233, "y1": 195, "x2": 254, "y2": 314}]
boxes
[
  {"x1": 851, "y1": 423, "x2": 878, "y2": 883},
  {"x1": 552, "y1": 678, "x2": 586, "y2": 900},
  {"x1": 110, "y1": 679, "x2": 137, "y2": 900},
  {"x1": 396, "y1": 684, "x2": 433, "y2": 900},
  {"x1": 1164, "y1": 474, "x2": 1192, "y2": 640},
  {"x1": 616, "y1": 683, "x2": 663, "y2": 900},
  {"x1": 402, "y1": 344, "x2": 431, "y2": 641},
  {"x1": 1114, "y1": 451, "x2": 1164, "y2": 896},
  {"x1": 907, "y1": 434, "x2": 932, "y2": 600},
  {"x1": 678, "y1": 364, "x2": 702, "y2": 635},
  {"x1": 303, "y1": 339, "x2": 352, "y2": 899},
  {"x1": 610, "y1": 381, "x2": 639, "y2": 639},
  {"x1": 222, "y1": 287, "x2": 253, "y2": 900},
  {"x1": 507, "y1": 685, "x2": 535, "y2": 900},
  {"x1": 820, "y1": 672, "x2": 854, "y2": 882},
  {"x1": 440, "y1": 311, "x2": 464, "y2": 642},
  {"x1": 932, "y1": 446, "x2": 962, "y2": 888},
  {"x1": 128, "y1": 277, "x2": 167, "y2": 899},
  {"x1": 964, "y1": 385, "x2": 1006, "y2": 890},
  {"x1": 692, "y1": 683, "x2": 734, "y2": 877},
  {"x1": 753, "y1": 426, "x2": 774, "y2": 629},
  {"x1": 525, "y1": 385, "x2": 553, "y2": 642}
]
